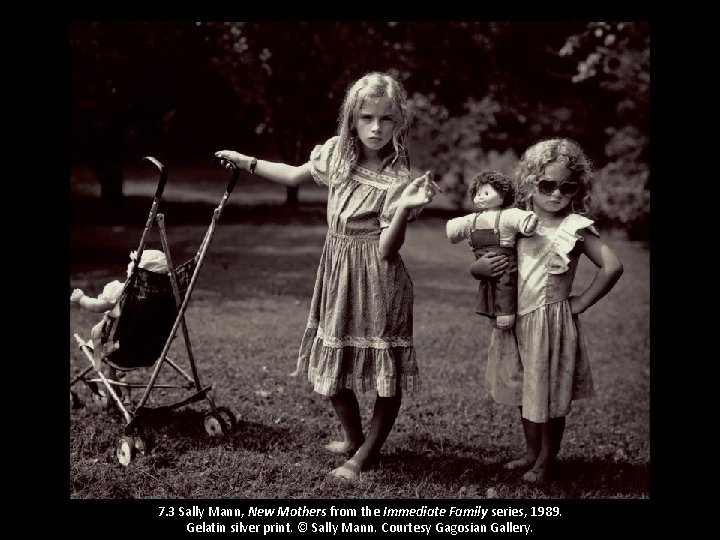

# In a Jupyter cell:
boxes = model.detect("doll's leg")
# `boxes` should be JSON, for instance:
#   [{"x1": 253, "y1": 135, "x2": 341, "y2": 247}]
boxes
[
  {"x1": 494, "y1": 255, "x2": 518, "y2": 330},
  {"x1": 327, "y1": 389, "x2": 365, "y2": 455},
  {"x1": 89, "y1": 320, "x2": 104, "y2": 351}
]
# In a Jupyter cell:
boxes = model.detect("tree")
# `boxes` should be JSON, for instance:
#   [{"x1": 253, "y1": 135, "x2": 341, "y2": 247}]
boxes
[
  {"x1": 559, "y1": 21, "x2": 650, "y2": 237},
  {"x1": 70, "y1": 22, "x2": 237, "y2": 209}
]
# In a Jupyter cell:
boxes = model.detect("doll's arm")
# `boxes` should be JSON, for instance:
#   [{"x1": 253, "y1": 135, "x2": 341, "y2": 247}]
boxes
[
  {"x1": 70, "y1": 289, "x2": 115, "y2": 313},
  {"x1": 568, "y1": 231, "x2": 623, "y2": 315},
  {"x1": 446, "y1": 214, "x2": 474, "y2": 244}
]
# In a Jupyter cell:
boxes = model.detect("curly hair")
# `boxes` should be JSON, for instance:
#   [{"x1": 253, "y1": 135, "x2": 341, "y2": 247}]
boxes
[
  {"x1": 514, "y1": 138, "x2": 593, "y2": 216},
  {"x1": 468, "y1": 170, "x2": 515, "y2": 207},
  {"x1": 331, "y1": 72, "x2": 411, "y2": 181}
]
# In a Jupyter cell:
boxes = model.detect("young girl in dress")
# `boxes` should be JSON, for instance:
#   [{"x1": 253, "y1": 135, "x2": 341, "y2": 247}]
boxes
[
  {"x1": 474, "y1": 138, "x2": 623, "y2": 482},
  {"x1": 215, "y1": 72, "x2": 438, "y2": 481}
]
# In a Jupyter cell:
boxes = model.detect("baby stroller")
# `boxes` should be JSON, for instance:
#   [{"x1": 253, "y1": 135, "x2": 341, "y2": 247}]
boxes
[{"x1": 70, "y1": 156, "x2": 240, "y2": 466}]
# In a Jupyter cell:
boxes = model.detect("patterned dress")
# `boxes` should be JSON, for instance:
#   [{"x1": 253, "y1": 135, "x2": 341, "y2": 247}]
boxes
[
  {"x1": 293, "y1": 136, "x2": 422, "y2": 397},
  {"x1": 485, "y1": 214, "x2": 597, "y2": 422}
]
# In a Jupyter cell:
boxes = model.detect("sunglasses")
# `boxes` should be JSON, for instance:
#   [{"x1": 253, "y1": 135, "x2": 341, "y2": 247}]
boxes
[{"x1": 536, "y1": 179, "x2": 580, "y2": 197}]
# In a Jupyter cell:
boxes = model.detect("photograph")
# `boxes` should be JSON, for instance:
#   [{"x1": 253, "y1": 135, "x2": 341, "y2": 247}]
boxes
[{"x1": 68, "y1": 20, "x2": 651, "y2": 533}]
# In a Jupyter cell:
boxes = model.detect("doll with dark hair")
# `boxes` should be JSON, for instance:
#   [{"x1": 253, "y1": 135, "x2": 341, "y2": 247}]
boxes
[{"x1": 446, "y1": 170, "x2": 538, "y2": 329}]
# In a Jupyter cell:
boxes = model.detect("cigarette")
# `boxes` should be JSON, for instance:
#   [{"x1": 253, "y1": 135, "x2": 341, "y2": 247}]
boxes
[{"x1": 427, "y1": 178, "x2": 443, "y2": 193}]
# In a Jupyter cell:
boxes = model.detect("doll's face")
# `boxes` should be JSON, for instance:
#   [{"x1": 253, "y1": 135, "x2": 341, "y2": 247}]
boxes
[{"x1": 473, "y1": 184, "x2": 504, "y2": 210}]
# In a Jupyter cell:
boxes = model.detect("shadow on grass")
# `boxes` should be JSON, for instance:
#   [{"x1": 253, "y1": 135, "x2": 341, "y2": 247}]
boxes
[
  {"x1": 126, "y1": 407, "x2": 296, "y2": 453},
  {"x1": 546, "y1": 458, "x2": 650, "y2": 495},
  {"x1": 375, "y1": 435, "x2": 649, "y2": 497}
]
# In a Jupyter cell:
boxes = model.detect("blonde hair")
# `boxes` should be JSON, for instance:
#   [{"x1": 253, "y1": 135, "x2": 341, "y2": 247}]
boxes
[
  {"x1": 126, "y1": 249, "x2": 168, "y2": 277},
  {"x1": 331, "y1": 72, "x2": 411, "y2": 181},
  {"x1": 514, "y1": 138, "x2": 593, "y2": 216}
]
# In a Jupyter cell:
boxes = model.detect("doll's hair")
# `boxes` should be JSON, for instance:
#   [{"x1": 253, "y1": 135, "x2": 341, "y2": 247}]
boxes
[
  {"x1": 514, "y1": 138, "x2": 593, "y2": 216},
  {"x1": 126, "y1": 249, "x2": 168, "y2": 277},
  {"x1": 331, "y1": 72, "x2": 411, "y2": 181},
  {"x1": 468, "y1": 170, "x2": 515, "y2": 207}
]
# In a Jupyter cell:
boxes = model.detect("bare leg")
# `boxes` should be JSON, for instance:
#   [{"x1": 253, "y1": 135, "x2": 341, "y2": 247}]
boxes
[
  {"x1": 523, "y1": 416, "x2": 565, "y2": 483},
  {"x1": 327, "y1": 389, "x2": 365, "y2": 456},
  {"x1": 549, "y1": 416, "x2": 566, "y2": 461},
  {"x1": 505, "y1": 409, "x2": 541, "y2": 471},
  {"x1": 330, "y1": 391, "x2": 402, "y2": 480}
]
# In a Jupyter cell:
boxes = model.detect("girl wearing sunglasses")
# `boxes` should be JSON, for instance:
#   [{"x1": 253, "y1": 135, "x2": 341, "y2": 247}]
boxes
[{"x1": 473, "y1": 138, "x2": 624, "y2": 483}]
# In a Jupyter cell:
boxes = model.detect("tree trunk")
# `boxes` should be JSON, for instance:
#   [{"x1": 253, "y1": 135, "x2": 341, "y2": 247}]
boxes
[
  {"x1": 92, "y1": 160, "x2": 125, "y2": 210},
  {"x1": 285, "y1": 185, "x2": 299, "y2": 206},
  {"x1": 283, "y1": 131, "x2": 304, "y2": 207},
  {"x1": 88, "y1": 110, "x2": 126, "y2": 214}
]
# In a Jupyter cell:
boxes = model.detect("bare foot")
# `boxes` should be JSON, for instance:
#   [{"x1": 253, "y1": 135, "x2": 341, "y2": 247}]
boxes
[
  {"x1": 328, "y1": 459, "x2": 361, "y2": 481},
  {"x1": 503, "y1": 456, "x2": 536, "y2": 471},
  {"x1": 324, "y1": 441, "x2": 361, "y2": 456},
  {"x1": 522, "y1": 467, "x2": 548, "y2": 483}
]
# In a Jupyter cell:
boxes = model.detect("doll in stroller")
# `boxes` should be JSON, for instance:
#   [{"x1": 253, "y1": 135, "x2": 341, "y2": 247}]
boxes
[{"x1": 70, "y1": 156, "x2": 240, "y2": 466}]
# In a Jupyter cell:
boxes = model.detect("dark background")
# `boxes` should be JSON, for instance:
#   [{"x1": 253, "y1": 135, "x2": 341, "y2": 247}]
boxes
[{"x1": 69, "y1": 21, "x2": 649, "y2": 237}]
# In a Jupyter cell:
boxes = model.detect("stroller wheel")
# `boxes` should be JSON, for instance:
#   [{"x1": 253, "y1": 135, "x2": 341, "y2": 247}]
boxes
[
  {"x1": 215, "y1": 406, "x2": 237, "y2": 432},
  {"x1": 203, "y1": 412, "x2": 228, "y2": 437},
  {"x1": 116, "y1": 436, "x2": 136, "y2": 467}
]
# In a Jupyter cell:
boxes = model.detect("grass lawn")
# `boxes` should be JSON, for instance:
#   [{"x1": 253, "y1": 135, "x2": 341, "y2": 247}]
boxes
[{"x1": 69, "y1": 206, "x2": 649, "y2": 499}]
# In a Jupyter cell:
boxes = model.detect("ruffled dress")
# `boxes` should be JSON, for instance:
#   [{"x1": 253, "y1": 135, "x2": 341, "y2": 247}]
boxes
[
  {"x1": 292, "y1": 136, "x2": 422, "y2": 397},
  {"x1": 485, "y1": 214, "x2": 598, "y2": 422}
]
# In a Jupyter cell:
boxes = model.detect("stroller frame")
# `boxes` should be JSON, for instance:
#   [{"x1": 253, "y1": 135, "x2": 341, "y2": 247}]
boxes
[{"x1": 70, "y1": 156, "x2": 240, "y2": 466}]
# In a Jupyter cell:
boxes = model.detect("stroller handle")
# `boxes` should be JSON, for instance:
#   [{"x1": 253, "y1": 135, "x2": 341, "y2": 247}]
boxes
[
  {"x1": 140, "y1": 156, "x2": 168, "y2": 199},
  {"x1": 212, "y1": 157, "x2": 240, "y2": 194}
]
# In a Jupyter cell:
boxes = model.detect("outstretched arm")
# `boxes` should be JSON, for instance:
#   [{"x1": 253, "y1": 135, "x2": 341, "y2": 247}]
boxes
[
  {"x1": 569, "y1": 231, "x2": 624, "y2": 315},
  {"x1": 70, "y1": 289, "x2": 115, "y2": 313},
  {"x1": 446, "y1": 214, "x2": 474, "y2": 244},
  {"x1": 215, "y1": 150, "x2": 313, "y2": 187}
]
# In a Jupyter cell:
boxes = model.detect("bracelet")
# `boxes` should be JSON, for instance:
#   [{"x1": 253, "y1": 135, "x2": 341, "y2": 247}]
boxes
[{"x1": 249, "y1": 157, "x2": 258, "y2": 175}]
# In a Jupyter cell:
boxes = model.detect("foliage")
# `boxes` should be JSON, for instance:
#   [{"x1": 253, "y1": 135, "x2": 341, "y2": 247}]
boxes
[
  {"x1": 559, "y1": 22, "x2": 650, "y2": 237},
  {"x1": 69, "y1": 22, "x2": 649, "y2": 236}
]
